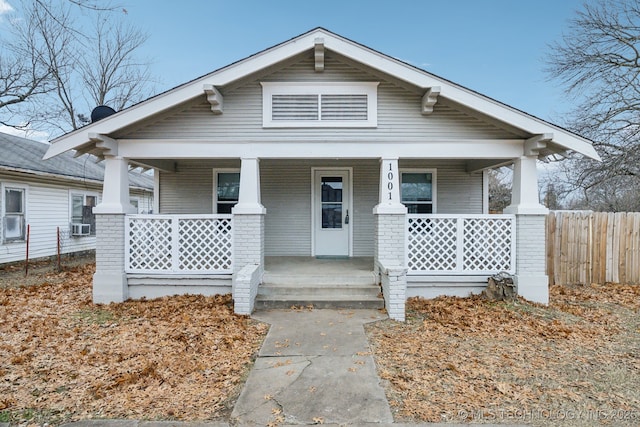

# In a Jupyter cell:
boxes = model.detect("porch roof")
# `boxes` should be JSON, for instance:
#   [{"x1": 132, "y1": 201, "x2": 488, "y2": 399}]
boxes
[{"x1": 44, "y1": 28, "x2": 600, "y2": 163}]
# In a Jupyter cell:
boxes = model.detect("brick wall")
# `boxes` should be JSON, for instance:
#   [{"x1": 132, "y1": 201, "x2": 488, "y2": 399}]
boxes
[
  {"x1": 375, "y1": 212, "x2": 407, "y2": 321},
  {"x1": 96, "y1": 214, "x2": 126, "y2": 272},
  {"x1": 232, "y1": 214, "x2": 265, "y2": 272},
  {"x1": 514, "y1": 214, "x2": 549, "y2": 304},
  {"x1": 515, "y1": 214, "x2": 546, "y2": 275}
]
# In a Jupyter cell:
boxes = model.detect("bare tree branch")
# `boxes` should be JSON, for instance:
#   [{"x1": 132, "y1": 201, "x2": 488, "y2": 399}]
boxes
[
  {"x1": 546, "y1": 0, "x2": 640, "y2": 210},
  {"x1": 0, "y1": 0, "x2": 153, "y2": 136}
]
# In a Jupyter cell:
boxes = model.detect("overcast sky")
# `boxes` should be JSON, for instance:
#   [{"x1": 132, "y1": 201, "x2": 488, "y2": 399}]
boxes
[{"x1": 1, "y1": 0, "x2": 588, "y2": 140}]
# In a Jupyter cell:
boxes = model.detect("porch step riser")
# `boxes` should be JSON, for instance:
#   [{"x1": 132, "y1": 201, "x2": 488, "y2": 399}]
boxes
[
  {"x1": 259, "y1": 286, "x2": 380, "y2": 297},
  {"x1": 257, "y1": 283, "x2": 383, "y2": 309},
  {"x1": 255, "y1": 298, "x2": 384, "y2": 310},
  {"x1": 262, "y1": 275, "x2": 377, "y2": 287}
]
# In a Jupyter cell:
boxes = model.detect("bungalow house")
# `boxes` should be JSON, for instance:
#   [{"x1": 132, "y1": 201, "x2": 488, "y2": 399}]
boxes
[
  {"x1": 44, "y1": 28, "x2": 598, "y2": 321},
  {"x1": 0, "y1": 132, "x2": 153, "y2": 264}
]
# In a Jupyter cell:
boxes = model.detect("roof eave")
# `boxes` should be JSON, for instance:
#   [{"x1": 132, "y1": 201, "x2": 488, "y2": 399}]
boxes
[{"x1": 44, "y1": 27, "x2": 601, "y2": 162}]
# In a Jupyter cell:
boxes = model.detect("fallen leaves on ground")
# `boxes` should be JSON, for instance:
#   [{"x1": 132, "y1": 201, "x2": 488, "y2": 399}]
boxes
[
  {"x1": 367, "y1": 283, "x2": 640, "y2": 426},
  {"x1": 0, "y1": 263, "x2": 268, "y2": 424}
]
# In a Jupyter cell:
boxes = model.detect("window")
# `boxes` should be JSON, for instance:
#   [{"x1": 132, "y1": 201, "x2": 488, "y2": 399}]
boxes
[
  {"x1": 401, "y1": 170, "x2": 436, "y2": 214},
  {"x1": 3, "y1": 186, "x2": 26, "y2": 242},
  {"x1": 261, "y1": 82, "x2": 378, "y2": 127},
  {"x1": 70, "y1": 192, "x2": 97, "y2": 236},
  {"x1": 214, "y1": 170, "x2": 240, "y2": 214}
]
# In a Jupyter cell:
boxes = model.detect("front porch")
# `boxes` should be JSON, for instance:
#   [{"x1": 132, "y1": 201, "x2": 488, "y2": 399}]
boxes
[
  {"x1": 91, "y1": 156, "x2": 549, "y2": 321},
  {"x1": 116, "y1": 210, "x2": 522, "y2": 317}
]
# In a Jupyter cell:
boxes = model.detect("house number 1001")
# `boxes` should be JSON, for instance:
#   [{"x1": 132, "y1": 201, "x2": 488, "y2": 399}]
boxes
[{"x1": 387, "y1": 163, "x2": 394, "y2": 200}]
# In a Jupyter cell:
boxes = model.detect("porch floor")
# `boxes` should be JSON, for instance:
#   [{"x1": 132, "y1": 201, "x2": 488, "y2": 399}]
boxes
[
  {"x1": 258, "y1": 257, "x2": 382, "y2": 309},
  {"x1": 263, "y1": 256, "x2": 376, "y2": 286}
]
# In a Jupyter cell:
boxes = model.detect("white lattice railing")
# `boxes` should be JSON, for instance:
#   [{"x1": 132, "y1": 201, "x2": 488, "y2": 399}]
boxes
[
  {"x1": 125, "y1": 215, "x2": 233, "y2": 274},
  {"x1": 407, "y1": 214, "x2": 516, "y2": 275}
]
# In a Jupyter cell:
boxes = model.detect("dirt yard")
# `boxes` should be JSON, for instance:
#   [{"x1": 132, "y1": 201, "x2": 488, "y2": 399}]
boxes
[
  {"x1": 0, "y1": 262, "x2": 268, "y2": 426},
  {"x1": 366, "y1": 284, "x2": 640, "y2": 426}
]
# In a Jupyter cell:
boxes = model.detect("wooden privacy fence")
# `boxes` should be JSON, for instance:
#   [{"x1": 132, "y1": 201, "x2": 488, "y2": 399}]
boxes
[{"x1": 546, "y1": 211, "x2": 640, "y2": 286}]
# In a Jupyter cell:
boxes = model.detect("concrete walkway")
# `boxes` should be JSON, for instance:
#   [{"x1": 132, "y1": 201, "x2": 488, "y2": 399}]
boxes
[{"x1": 231, "y1": 309, "x2": 392, "y2": 426}]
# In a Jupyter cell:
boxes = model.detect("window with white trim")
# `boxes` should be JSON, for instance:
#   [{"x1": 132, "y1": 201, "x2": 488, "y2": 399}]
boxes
[
  {"x1": 213, "y1": 170, "x2": 240, "y2": 214},
  {"x1": 401, "y1": 170, "x2": 436, "y2": 214},
  {"x1": 261, "y1": 82, "x2": 378, "y2": 127},
  {"x1": 70, "y1": 192, "x2": 97, "y2": 236},
  {"x1": 2, "y1": 185, "x2": 27, "y2": 242}
]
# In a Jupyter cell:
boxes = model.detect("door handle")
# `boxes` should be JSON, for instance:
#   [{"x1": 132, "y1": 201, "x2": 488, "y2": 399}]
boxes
[{"x1": 345, "y1": 209, "x2": 349, "y2": 224}]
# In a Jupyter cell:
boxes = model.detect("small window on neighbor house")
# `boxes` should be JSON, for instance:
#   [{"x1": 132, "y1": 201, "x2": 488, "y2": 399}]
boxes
[
  {"x1": 401, "y1": 171, "x2": 436, "y2": 214},
  {"x1": 3, "y1": 187, "x2": 26, "y2": 242},
  {"x1": 71, "y1": 193, "x2": 97, "y2": 236},
  {"x1": 215, "y1": 172, "x2": 240, "y2": 214},
  {"x1": 262, "y1": 82, "x2": 378, "y2": 127},
  {"x1": 130, "y1": 199, "x2": 139, "y2": 213}
]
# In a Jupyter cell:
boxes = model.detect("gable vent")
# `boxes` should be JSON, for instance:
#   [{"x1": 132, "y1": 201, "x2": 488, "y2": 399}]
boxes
[
  {"x1": 262, "y1": 82, "x2": 378, "y2": 128},
  {"x1": 321, "y1": 94, "x2": 368, "y2": 120},
  {"x1": 272, "y1": 94, "x2": 319, "y2": 120}
]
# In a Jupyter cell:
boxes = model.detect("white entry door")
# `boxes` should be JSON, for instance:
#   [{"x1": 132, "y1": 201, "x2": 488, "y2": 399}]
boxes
[{"x1": 314, "y1": 169, "x2": 351, "y2": 257}]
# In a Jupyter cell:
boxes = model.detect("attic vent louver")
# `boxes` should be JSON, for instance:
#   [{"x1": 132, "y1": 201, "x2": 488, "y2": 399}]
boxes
[{"x1": 262, "y1": 82, "x2": 378, "y2": 128}]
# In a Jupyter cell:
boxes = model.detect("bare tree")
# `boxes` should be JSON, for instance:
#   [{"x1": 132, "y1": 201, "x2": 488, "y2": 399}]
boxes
[
  {"x1": 488, "y1": 168, "x2": 512, "y2": 213},
  {"x1": 0, "y1": 0, "x2": 152, "y2": 136},
  {"x1": 80, "y1": 16, "x2": 151, "y2": 113},
  {"x1": 546, "y1": 0, "x2": 640, "y2": 209}
]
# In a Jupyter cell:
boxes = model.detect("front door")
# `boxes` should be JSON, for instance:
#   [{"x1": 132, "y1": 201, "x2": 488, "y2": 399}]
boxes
[{"x1": 314, "y1": 169, "x2": 350, "y2": 257}]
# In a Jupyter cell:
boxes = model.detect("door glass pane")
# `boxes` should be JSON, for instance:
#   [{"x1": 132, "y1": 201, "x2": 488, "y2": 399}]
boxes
[
  {"x1": 321, "y1": 177, "x2": 343, "y2": 229},
  {"x1": 217, "y1": 173, "x2": 240, "y2": 202},
  {"x1": 322, "y1": 203, "x2": 342, "y2": 229},
  {"x1": 5, "y1": 189, "x2": 23, "y2": 214},
  {"x1": 401, "y1": 173, "x2": 432, "y2": 202},
  {"x1": 321, "y1": 177, "x2": 342, "y2": 202}
]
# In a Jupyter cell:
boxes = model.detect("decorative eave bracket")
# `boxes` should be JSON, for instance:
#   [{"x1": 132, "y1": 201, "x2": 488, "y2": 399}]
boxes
[
  {"x1": 314, "y1": 38, "x2": 324, "y2": 72},
  {"x1": 524, "y1": 133, "x2": 553, "y2": 156},
  {"x1": 88, "y1": 133, "x2": 118, "y2": 158},
  {"x1": 421, "y1": 86, "x2": 441, "y2": 115},
  {"x1": 203, "y1": 84, "x2": 224, "y2": 114}
]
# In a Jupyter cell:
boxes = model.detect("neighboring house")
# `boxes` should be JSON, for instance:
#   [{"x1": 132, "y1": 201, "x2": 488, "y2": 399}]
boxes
[
  {"x1": 0, "y1": 132, "x2": 153, "y2": 264},
  {"x1": 44, "y1": 28, "x2": 598, "y2": 321}
]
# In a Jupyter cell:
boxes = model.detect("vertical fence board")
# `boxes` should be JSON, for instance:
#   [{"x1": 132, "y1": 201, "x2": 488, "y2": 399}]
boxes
[{"x1": 546, "y1": 211, "x2": 640, "y2": 285}]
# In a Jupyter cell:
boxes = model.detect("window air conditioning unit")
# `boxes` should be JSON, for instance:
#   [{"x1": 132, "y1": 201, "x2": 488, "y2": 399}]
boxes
[{"x1": 71, "y1": 223, "x2": 91, "y2": 236}]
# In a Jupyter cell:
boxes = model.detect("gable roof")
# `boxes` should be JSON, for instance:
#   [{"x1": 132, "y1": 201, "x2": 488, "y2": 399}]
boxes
[
  {"x1": 0, "y1": 132, "x2": 153, "y2": 190},
  {"x1": 44, "y1": 27, "x2": 600, "y2": 161}
]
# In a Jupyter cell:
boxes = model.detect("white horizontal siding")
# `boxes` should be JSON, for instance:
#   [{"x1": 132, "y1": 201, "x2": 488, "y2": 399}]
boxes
[
  {"x1": 0, "y1": 175, "x2": 100, "y2": 263},
  {"x1": 158, "y1": 160, "x2": 240, "y2": 214},
  {"x1": 156, "y1": 160, "x2": 481, "y2": 257},
  {"x1": 120, "y1": 51, "x2": 521, "y2": 143},
  {"x1": 400, "y1": 160, "x2": 483, "y2": 214},
  {"x1": 260, "y1": 159, "x2": 379, "y2": 257},
  {"x1": 0, "y1": 173, "x2": 152, "y2": 264}
]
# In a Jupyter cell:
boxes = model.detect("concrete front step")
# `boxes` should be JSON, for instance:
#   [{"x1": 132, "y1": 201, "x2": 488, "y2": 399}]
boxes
[
  {"x1": 259, "y1": 283, "x2": 381, "y2": 297},
  {"x1": 262, "y1": 272, "x2": 377, "y2": 286},
  {"x1": 255, "y1": 295, "x2": 384, "y2": 310},
  {"x1": 256, "y1": 283, "x2": 384, "y2": 310}
]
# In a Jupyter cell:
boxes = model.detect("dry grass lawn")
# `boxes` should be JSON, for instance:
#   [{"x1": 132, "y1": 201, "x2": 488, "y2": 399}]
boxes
[
  {"x1": 366, "y1": 284, "x2": 640, "y2": 426},
  {"x1": 0, "y1": 262, "x2": 268, "y2": 425},
  {"x1": 2, "y1": 259, "x2": 639, "y2": 426}
]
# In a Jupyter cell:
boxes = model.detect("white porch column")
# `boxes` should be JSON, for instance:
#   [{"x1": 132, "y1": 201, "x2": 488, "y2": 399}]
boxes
[
  {"x1": 93, "y1": 156, "x2": 136, "y2": 304},
  {"x1": 232, "y1": 158, "x2": 266, "y2": 315},
  {"x1": 373, "y1": 158, "x2": 407, "y2": 321},
  {"x1": 504, "y1": 155, "x2": 549, "y2": 304}
]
